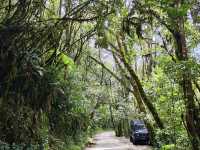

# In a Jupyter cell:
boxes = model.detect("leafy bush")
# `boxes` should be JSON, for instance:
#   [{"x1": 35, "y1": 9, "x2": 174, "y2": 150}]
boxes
[
  {"x1": 67, "y1": 145, "x2": 81, "y2": 150},
  {"x1": 161, "y1": 144, "x2": 175, "y2": 150}
]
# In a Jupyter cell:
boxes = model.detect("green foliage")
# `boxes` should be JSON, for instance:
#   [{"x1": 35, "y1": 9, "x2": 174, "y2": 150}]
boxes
[
  {"x1": 166, "y1": 4, "x2": 190, "y2": 18},
  {"x1": 161, "y1": 144, "x2": 175, "y2": 150},
  {"x1": 67, "y1": 145, "x2": 81, "y2": 150},
  {"x1": 0, "y1": 0, "x2": 200, "y2": 149}
]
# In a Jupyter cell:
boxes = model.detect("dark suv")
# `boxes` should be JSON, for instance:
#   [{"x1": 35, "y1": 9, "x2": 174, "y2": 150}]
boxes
[{"x1": 130, "y1": 120, "x2": 150, "y2": 145}]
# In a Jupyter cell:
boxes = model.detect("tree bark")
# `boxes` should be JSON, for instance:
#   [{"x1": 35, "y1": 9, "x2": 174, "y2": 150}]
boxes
[
  {"x1": 172, "y1": 12, "x2": 200, "y2": 149},
  {"x1": 144, "y1": 1, "x2": 200, "y2": 147},
  {"x1": 194, "y1": 81, "x2": 200, "y2": 93},
  {"x1": 116, "y1": 34, "x2": 164, "y2": 129}
]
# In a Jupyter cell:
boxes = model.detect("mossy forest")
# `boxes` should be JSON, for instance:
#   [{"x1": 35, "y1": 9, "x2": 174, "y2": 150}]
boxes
[{"x1": 0, "y1": 0, "x2": 200, "y2": 150}]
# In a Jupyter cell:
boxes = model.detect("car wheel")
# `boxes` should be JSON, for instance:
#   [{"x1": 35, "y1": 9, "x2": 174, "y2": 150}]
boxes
[
  {"x1": 147, "y1": 140, "x2": 151, "y2": 145},
  {"x1": 145, "y1": 140, "x2": 149, "y2": 145},
  {"x1": 132, "y1": 139, "x2": 136, "y2": 145},
  {"x1": 130, "y1": 136, "x2": 133, "y2": 142}
]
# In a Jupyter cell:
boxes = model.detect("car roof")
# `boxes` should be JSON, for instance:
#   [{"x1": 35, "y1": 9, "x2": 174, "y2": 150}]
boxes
[{"x1": 130, "y1": 120, "x2": 145, "y2": 125}]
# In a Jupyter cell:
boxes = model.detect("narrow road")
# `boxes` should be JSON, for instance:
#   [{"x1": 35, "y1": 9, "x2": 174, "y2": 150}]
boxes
[{"x1": 85, "y1": 131, "x2": 152, "y2": 150}]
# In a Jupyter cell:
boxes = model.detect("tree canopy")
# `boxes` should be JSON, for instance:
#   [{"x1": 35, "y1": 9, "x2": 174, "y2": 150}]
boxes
[{"x1": 0, "y1": 0, "x2": 200, "y2": 150}]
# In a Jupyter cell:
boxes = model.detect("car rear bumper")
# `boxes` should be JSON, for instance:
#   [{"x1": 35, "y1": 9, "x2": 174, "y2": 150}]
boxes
[
  {"x1": 134, "y1": 136, "x2": 149, "y2": 142},
  {"x1": 135, "y1": 138, "x2": 149, "y2": 142},
  {"x1": 130, "y1": 135, "x2": 149, "y2": 141}
]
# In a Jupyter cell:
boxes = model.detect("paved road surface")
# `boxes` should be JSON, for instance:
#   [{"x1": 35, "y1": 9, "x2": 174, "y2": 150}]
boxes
[{"x1": 85, "y1": 131, "x2": 152, "y2": 150}]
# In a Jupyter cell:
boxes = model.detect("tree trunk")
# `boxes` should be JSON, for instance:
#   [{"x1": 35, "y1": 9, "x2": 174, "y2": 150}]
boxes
[
  {"x1": 59, "y1": 0, "x2": 62, "y2": 17},
  {"x1": 173, "y1": 14, "x2": 200, "y2": 148},
  {"x1": 109, "y1": 104, "x2": 115, "y2": 128},
  {"x1": 116, "y1": 34, "x2": 164, "y2": 129}
]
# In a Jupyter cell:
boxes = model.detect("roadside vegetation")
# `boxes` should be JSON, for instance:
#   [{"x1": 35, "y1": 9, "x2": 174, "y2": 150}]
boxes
[{"x1": 0, "y1": 0, "x2": 200, "y2": 150}]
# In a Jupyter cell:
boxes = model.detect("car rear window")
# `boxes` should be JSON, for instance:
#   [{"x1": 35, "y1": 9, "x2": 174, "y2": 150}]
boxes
[{"x1": 135, "y1": 124, "x2": 145, "y2": 130}]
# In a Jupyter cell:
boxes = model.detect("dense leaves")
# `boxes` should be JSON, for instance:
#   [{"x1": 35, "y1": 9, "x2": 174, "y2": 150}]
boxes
[{"x1": 0, "y1": 0, "x2": 200, "y2": 150}]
